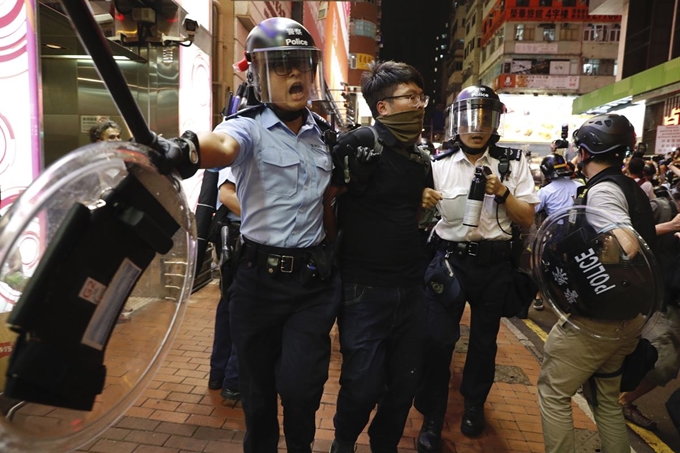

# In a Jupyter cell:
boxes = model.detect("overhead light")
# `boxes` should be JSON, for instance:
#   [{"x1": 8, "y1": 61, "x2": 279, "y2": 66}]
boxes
[{"x1": 44, "y1": 43, "x2": 66, "y2": 50}]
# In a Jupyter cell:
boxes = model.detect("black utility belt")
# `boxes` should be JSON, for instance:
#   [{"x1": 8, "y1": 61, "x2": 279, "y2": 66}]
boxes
[
  {"x1": 241, "y1": 240, "x2": 310, "y2": 274},
  {"x1": 440, "y1": 239, "x2": 512, "y2": 260}
]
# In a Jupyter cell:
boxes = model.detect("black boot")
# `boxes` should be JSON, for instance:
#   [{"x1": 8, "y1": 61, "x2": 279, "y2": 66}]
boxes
[
  {"x1": 460, "y1": 405, "x2": 485, "y2": 437},
  {"x1": 417, "y1": 416, "x2": 443, "y2": 453},
  {"x1": 329, "y1": 439, "x2": 355, "y2": 453}
]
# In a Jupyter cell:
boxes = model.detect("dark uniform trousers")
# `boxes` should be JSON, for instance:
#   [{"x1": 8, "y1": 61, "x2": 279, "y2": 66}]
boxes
[
  {"x1": 209, "y1": 222, "x2": 241, "y2": 390},
  {"x1": 415, "y1": 242, "x2": 515, "y2": 418},
  {"x1": 229, "y1": 246, "x2": 341, "y2": 453},
  {"x1": 208, "y1": 256, "x2": 240, "y2": 390}
]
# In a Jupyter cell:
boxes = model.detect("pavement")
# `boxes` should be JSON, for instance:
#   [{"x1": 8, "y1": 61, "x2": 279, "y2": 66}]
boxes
[{"x1": 72, "y1": 280, "x2": 676, "y2": 453}]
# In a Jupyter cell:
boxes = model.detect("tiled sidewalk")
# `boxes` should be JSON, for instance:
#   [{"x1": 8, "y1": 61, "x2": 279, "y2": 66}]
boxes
[{"x1": 78, "y1": 281, "x2": 599, "y2": 453}]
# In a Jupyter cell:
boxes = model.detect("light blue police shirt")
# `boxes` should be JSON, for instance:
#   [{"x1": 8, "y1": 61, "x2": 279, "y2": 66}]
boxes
[
  {"x1": 213, "y1": 107, "x2": 331, "y2": 248},
  {"x1": 216, "y1": 167, "x2": 241, "y2": 223},
  {"x1": 535, "y1": 177, "x2": 582, "y2": 216}
]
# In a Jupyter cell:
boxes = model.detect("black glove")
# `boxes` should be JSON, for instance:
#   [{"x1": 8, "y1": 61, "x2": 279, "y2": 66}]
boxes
[
  {"x1": 147, "y1": 131, "x2": 201, "y2": 180},
  {"x1": 331, "y1": 142, "x2": 381, "y2": 187}
]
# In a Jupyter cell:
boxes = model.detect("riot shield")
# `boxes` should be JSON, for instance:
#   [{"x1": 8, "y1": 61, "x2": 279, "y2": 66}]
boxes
[
  {"x1": 531, "y1": 205, "x2": 661, "y2": 341},
  {"x1": 0, "y1": 142, "x2": 196, "y2": 452}
]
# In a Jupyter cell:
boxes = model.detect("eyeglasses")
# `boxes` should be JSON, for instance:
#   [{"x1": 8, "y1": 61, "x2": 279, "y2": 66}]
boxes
[{"x1": 382, "y1": 93, "x2": 429, "y2": 108}]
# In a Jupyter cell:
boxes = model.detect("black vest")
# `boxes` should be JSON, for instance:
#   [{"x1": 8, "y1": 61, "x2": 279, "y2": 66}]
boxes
[{"x1": 578, "y1": 166, "x2": 656, "y2": 253}]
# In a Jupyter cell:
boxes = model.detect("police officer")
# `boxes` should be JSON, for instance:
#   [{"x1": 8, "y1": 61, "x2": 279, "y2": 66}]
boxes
[
  {"x1": 537, "y1": 153, "x2": 582, "y2": 216},
  {"x1": 160, "y1": 17, "x2": 341, "y2": 453},
  {"x1": 416, "y1": 85, "x2": 538, "y2": 448},
  {"x1": 537, "y1": 113, "x2": 655, "y2": 452},
  {"x1": 207, "y1": 168, "x2": 241, "y2": 400},
  {"x1": 532, "y1": 153, "x2": 583, "y2": 311}
]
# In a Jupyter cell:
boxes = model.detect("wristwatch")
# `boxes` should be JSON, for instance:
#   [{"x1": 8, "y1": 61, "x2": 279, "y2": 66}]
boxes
[{"x1": 495, "y1": 187, "x2": 510, "y2": 204}]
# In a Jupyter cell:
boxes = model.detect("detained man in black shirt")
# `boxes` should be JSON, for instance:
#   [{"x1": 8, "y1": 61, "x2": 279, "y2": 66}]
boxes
[{"x1": 327, "y1": 60, "x2": 433, "y2": 453}]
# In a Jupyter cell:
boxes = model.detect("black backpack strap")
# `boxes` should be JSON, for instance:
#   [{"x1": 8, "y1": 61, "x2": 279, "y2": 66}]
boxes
[
  {"x1": 368, "y1": 126, "x2": 429, "y2": 172},
  {"x1": 367, "y1": 126, "x2": 384, "y2": 155}
]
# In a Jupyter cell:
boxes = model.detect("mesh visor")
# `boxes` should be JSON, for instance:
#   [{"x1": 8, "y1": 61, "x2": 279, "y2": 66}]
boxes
[
  {"x1": 449, "y1": 98, "x2": 505, "y2": 138},
  {"x1": 249, "y1": 48, "x2": 325, "y2": 103}
]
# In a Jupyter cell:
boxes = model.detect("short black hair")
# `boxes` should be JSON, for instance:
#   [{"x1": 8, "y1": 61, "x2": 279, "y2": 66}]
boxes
[
  {"x1": 360, "y1": 60, "x2": 424, "y2": 119},
  {"x1": 627, "y1": 157, "x2": 645, "y2": 176},
  {"x1": 89, "y1": 120, "x2": 121, "y2": 143}
]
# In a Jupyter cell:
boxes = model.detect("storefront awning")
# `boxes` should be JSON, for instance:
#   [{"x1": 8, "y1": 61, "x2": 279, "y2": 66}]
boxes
[{"x1": 572, "y1": 57, "x2": 680, "y2": 114}]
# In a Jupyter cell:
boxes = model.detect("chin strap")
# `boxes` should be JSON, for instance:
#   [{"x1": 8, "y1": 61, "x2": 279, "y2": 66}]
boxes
[
  {"x1": 457, "y1": 134, "x2": 500, "y2": 156},
  {"x1": 266, "y1": 103, "x2": 305, "y2": 122}
]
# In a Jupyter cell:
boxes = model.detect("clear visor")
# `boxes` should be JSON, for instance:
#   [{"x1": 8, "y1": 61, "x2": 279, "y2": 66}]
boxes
[
  {"x1": 249, "y1": 48, "x2": 325, "y2": 104},
  {"x1": 448, "y1": 99, "x2": 505, "y2": 139}
]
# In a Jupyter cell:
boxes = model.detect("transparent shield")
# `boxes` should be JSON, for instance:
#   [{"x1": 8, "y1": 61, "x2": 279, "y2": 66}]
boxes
[
  {"x1": 531, "y1": 205, "x2": 661, "y2": 340},
  {"x1": 250, "y1": 48, "x2": 325, "y2": 104},
  {"x1": 0, "y1": 141, "x2": 196, "y2": 452}
]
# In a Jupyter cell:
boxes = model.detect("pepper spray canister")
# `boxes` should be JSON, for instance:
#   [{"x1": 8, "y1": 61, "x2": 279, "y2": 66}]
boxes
[{"x1": 463, "y1": 166, "x2": 486, "y2": 227}]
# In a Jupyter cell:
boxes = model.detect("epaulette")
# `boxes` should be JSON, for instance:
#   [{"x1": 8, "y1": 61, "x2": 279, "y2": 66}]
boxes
[
  {"x1": 489, "y1": 145, "x2": 523, "y2": 161},
  {"x1": 310, "y1": 111, "x2": 332, "y2": 132},
  {"x1": 224, "y1": 104, "x2": 265, "y2": 121},
  {"x1": 225, "y1": 104, "x2": 336, "y2": 145},
  {"x1": 432, "y1": 146, "x2": 460, "y2": 161}
]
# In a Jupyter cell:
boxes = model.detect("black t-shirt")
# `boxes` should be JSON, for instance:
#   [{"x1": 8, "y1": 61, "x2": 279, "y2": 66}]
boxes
[{"x1": 337, "y1": 123, "x2": 433, "y2": 287}]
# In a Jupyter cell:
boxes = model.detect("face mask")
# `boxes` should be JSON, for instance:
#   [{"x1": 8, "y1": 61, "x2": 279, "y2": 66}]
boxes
[{"x1": 377, "y1": 109, "x2": 425, "y2": 146}]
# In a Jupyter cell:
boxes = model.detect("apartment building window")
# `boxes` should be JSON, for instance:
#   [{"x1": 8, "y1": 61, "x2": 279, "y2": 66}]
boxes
[
  {"x1": 559, "y1": 24, "x2": 579, "y2": 41},
  {"x1": 539, "y1": 0, "x2": 552, "y2": 6},
  {"x1": 542, "y1": 24, "x2": 555, "y2": 42},
  {"x1": 517, "y1": 0, "x2": 529, "y2": 6},
  {"x1": 562, "y1": 0, "x2": 576, "y2": 5},
  {"x1": 584, "y1": 24, "x2": 615, "y2": 42},
  {"x1": 583, "y1": 58, "x2": 598, "y2": 75},
  {"x1": 352, "y1": 19, "x2": 377, "y2": 39},
  {"x1": 582, "y1": 58, "x2": 616, "y2": 76},
  {"x1": 608, "y1": 25, "x2": 621, "y2": 42},
  {"x1": 515, "y1": 24, "x2": 535, "y2": 41}
]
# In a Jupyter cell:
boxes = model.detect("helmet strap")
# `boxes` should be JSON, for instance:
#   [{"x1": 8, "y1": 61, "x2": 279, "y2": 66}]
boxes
[
  {"x1": 458, "y1": 134, "x2": 499, "y2": 155},
  {"x1": 267, "y1": 103, "x2": 305, "y2": 122}
]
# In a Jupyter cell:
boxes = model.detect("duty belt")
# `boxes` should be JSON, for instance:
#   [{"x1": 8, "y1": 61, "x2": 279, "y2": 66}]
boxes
[
  {"x1": 241, "y1": 239, "x2": 309, "y2": 274},
  {"x1": 438, "y1": 238, "x2": 513, "y2": 262}
]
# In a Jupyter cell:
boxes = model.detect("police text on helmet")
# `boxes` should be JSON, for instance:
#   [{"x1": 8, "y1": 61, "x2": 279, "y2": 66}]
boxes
[{"x1": 286, "y1": 38, "x2": 309, "y2": 46}]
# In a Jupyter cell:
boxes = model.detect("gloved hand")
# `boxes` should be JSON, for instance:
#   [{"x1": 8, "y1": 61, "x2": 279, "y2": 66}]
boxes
[
  {"x1": 331, "y1": 142, "x2": 381, "y2": 187},
  {"x1": 147, "y1": 131, "x2": 201, "y2": 180}
]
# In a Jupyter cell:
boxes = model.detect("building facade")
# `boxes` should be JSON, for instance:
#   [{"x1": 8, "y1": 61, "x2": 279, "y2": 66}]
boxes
[{"x1": 574, "y1": 0, "x2": 680, "y2": 154}]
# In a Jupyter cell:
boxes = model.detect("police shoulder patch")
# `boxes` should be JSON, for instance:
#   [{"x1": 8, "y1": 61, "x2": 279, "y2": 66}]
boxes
[
  {"x1": 433, "y1": 147, "x2": 460, "y2": 161},
  {"x1": 490, "y1": 145, "x2": 523, "y2": 161},
  {"x1": 224, "y1": 104, "x2": 266, "y2": 121}
]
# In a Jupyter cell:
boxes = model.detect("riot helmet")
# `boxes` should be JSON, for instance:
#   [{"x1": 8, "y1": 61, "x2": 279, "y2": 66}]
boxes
[
  {"x1": 540, "y1": 153, "x2": 572, "y2": 181},
  {"x1": 447, "y1": 85, "x2": 506, "y2": 142},
  {"x1": 573, "y1": 114, "x2": 635, "y2": 160},
  {"x1": 245, "y1": 17, "x2": 325, "y2": 105}
]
